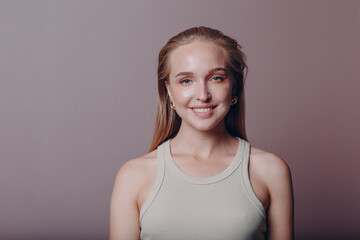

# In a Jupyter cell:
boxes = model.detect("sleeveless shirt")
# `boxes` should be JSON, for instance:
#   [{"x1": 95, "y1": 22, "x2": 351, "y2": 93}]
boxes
[{"x1": 140, "y1": 138, "x2": 267, "y2": 240}]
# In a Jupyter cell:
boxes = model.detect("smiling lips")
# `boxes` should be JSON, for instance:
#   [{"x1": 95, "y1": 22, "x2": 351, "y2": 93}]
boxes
[
  {"x1": 190, "y1": 106, "x2": 216, "y2": 116},
  {"x1": 192, "y1": 107, "x2": 213, "y2": 113}
]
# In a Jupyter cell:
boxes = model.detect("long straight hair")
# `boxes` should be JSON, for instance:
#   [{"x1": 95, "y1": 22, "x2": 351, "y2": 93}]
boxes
[{"x1": 149, "y1": 26, "x2": 248, "y2": 152}]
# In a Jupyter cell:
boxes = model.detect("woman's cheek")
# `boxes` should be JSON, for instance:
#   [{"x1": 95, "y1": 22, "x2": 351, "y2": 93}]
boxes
[
  {"x1": 181, "y1": 88, "x2": 194, "y2": 99},
  {"x1": 174, "y1": 87, "x2": 194, "y2": 102}
]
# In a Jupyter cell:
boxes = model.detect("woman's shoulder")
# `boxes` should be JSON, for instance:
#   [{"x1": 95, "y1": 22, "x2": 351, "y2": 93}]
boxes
[
  {"x1": 250, "y1": 146, "x2": 290, "y2": 170},
  {"x1": 249, "y1": 145, "x2": 292, "y2": 189},
  {"x1": 249, "y1": 145, "x2": 294, "y2": 234},
  {"x1": 117, "y1": 149, "x2": 157, "y2": 179},
  {"x1": 112, "y1": 150, "x2": 158, "y2": 196}
]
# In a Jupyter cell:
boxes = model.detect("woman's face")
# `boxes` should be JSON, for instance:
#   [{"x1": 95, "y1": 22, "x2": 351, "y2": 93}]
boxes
[{"x1": 165, "y1": 40, "x2": 233, "y2": 133}]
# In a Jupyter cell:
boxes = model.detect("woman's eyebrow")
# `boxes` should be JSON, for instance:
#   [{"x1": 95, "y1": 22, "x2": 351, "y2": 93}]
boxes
[
  {"x1": 208, "y1": 67, "x2": 227, "y2": 75},
  {"x1": 175, "y1": 71, "x2": 193, "y2": 78},
  {"x1": 174, "y1": 67, "x2": 227, "y2": 78}
]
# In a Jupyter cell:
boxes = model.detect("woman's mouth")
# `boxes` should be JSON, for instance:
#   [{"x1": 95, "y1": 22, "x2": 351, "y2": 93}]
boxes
[
  {"x1": 192, "y1": 107, "x2": 214, "y2": 113},
  {"x1": 190, "y1": 106, "x2": 216, "y2": 116}
]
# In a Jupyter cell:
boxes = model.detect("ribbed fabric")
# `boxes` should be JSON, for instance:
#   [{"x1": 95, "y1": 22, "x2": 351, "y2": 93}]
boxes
[{"x1": 140, "y1": 138, "x2": 266, "y2": 240}]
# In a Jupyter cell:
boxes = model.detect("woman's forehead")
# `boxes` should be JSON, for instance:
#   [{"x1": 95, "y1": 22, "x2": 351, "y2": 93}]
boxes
[{"x1": 169, "y1": 40, "x2": 227, "y2": 78}]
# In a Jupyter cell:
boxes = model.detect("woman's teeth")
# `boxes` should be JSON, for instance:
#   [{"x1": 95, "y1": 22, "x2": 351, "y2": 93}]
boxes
[{"x1": 193, "y1": 108, "x2": 213, "y2": 113}]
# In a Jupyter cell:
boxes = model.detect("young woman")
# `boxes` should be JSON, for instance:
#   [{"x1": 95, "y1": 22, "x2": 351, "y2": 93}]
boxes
[{"x1": 110, "y1": 26, "x2": 294, "y2": 240}]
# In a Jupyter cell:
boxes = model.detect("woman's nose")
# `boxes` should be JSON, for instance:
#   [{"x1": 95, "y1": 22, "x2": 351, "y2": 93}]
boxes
[{"x1": 196, "y1": 82, "x2": 211, "y2": 102}]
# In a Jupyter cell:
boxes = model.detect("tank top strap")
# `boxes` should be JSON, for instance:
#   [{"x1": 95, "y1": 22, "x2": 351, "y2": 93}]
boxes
[
  {"x1": 139, "y1": 142, "x2": 166, "y2": 222},
  {"x1": 241, "y1": 141, "x2": 266, "y2": 218}
]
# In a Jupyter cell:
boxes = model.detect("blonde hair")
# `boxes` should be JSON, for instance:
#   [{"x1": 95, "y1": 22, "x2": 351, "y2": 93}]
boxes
[{"x1": 149, "y1": 26, "x2": 248, "y2": 151}]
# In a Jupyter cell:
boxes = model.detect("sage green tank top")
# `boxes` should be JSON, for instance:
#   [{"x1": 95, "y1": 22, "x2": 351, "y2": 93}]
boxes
[{"x1": 140, "y1": 138, "x2": 266, "y2": 240}]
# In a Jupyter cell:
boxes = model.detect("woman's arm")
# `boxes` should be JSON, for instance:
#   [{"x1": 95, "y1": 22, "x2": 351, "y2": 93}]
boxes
[
  {"x1": 109, "y1": 160, "x2": 142, "y2": 240},
  {"x1": 264, "y1": 154, "x2": 294, "y2": 240}
]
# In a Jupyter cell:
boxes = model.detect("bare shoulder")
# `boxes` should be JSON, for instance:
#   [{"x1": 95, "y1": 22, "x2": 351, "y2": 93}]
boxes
[
  {"x1": 117, "y1": 150, "x2": 157, "y2": 175},
  {"x1": 250, "y1": 146, "x2": 290, "y2": 173},
  {"x1": 249, "y1": 146, "x2": 292, "y2": 190},
  {"x1": 250, "y1": 146, "x2": 294, "y2": 239},
  {"x1": 113, "y1": 150, "x2": 158, "y2": 197},
  {"x1": 109, "y1": 150, "x2": 158, "y2": 239}
]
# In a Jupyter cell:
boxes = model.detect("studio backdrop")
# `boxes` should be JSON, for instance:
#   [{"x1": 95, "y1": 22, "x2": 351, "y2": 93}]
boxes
[{"x1": 1, "y1": 0, "x2": 359, "y2": 239}]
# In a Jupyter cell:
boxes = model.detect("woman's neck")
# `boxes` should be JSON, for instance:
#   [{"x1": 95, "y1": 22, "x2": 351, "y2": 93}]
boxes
[{"x1": 170, "y1": 122, "x2": 237, "y2": 160}]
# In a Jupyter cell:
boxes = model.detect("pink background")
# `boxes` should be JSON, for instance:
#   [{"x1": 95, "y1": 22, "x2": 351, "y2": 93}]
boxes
[{"x1": 1, "y1": 0, "x2": 359, "y2": 239}]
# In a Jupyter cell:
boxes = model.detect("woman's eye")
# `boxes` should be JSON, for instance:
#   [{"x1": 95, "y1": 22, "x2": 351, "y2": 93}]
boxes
[
  {"x1": 180, "y1": 79, "x2": 191, "y2": 84},
  {"x1": 211, "y1": 76, "x2": 224, "y2": 81}
]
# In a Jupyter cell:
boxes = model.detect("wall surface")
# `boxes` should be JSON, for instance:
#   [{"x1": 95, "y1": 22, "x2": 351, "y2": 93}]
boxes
[{"x1": 1, "y1": 0, "x2": 359, "y2": 239}]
